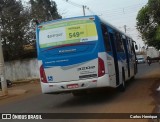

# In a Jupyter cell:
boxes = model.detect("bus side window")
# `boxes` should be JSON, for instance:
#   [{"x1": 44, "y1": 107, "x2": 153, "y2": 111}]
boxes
[
  {"x1": 131, "y1": 41, "x2": 136, "y2": 54},
  {"x1": 126, "y1": 38, "x2": 131, "y2": 53},
  {"x1": 101, "y1": 24, "x2": 111, "y2": 52},
  {"x1": 129, "y1": 39, "x2": 133, "y2": 54},
  {"x1": 130, "y1": 40, "x2": 134, "y2": 55},
  {"x1": 115, "y1": 32, "x2": 124, "y2": 52}
]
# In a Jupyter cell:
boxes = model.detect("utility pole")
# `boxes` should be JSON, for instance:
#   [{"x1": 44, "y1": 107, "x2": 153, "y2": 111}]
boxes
[
  {"x1": 124, "y1": 25, "x2": 127, "y2": 33},
  {"x1": 65, "y1": 0, "x2": 87, "y2": 16},
  {"x1": 82, "y1": 5, "x2": 86, "y2": 16},
  {"x1": 0, "y1": 25, "x2": 8, "y2": 96}
]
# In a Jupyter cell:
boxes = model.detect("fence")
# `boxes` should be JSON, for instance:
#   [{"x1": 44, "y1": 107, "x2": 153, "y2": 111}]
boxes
[{"x1": 4, "y1": 58, "x2": 39, "y2": 81}]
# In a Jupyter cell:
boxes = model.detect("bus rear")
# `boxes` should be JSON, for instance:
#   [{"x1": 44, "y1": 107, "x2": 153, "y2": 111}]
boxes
[{"x1": 36, "y1": 16, "x2": 107, "y2": 94}]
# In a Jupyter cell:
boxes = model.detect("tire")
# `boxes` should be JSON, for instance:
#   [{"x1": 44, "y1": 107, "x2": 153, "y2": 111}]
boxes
[
  {"x1": 118, "y1": 69, "x2": 126, "y2": 92},
  {"x1": 131, "y1": 76, "x2": 135, "y2": 80},
  {"x1": 135, "y1": 62, "x2": 138, "y2": 74}
]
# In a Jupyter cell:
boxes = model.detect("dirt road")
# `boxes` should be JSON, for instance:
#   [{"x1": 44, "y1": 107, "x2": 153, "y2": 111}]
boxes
[
  {"x1": 0, "y1": 80, "x2": 41, "y2": 105},
  {"x1": 0, "y1": 63, "x2": 159, "y2": 122}
]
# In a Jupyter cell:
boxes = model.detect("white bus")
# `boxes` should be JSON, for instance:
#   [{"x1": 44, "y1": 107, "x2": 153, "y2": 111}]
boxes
[{"x1": 36, "y1": 15, "x2": 138, "y2": 95}]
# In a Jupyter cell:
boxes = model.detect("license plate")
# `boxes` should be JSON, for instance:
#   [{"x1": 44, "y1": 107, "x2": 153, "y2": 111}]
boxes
[{"x1": 67, "y1": 84, "x2": 79, "y2": 89}]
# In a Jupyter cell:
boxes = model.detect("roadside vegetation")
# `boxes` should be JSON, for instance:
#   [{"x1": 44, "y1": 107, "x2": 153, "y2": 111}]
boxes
[
  {"x1": 136, "y1": 0, "x2": 160, "y2": 50},
  {"x1": 0, "y1": 0, "x2": 61, "y2": 61}
]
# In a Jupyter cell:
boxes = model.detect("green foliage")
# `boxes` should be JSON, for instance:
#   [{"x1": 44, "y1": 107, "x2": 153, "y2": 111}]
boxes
[
  {"x1": 0, "y1": 0, "x2": 62, "y2": 61},
  {"x1": 136, "y1": 0, "x2": 160, "y2": 50},
  {"x1": 27, "y1": 0, "x2": 62, "y2": 53},
  {"x1": 148, "y1": 0, "x2": 160, "y2": 24},
  {"x1": 29, "y1": 0, "x2": 62, "y2": 22},
  {"x1": 0, "y1": 0, "x2": 30, "y2": 61},
  {"x1": 155, "y1": 26, "x2": 160, "y2": 40}
]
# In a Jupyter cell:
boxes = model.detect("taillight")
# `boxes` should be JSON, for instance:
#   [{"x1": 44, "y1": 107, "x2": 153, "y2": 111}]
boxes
[
  {"x1": 98, "y1": 57, "x2": 105, "y2": 77},
  {"x1": 40, "y1": 65, "x2": 47, "y2": 83}
]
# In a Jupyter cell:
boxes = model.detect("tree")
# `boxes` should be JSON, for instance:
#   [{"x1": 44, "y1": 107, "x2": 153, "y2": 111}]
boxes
[
  {"x1": 26, "y1": 0, "x2": 62, "y2": 56},
  {"x1": 29, "y1": 0, "x2": 62, "y2": 22},
  {"x1": 136, "y1": 0, "x2": 160, "y2": 50},
  {"x1": 0, "y1": 0, "x2": 62, "y2": 61},
  {"x1": 0, "y1": 0, "x2": 30, "y2": 61}
]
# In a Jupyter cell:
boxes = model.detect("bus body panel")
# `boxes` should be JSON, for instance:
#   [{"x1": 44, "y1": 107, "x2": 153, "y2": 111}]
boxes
[
  {"x1": 36, "y1": 15, "x2": 137, "y2": 94},
  {"x1": 44, "y1": 58, "x2": 98, "y2": 83},
  {"x1": 37, "y1": 16, "x2": 100, "y2": 85}
]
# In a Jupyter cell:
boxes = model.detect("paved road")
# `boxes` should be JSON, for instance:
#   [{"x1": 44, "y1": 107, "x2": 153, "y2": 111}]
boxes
[{"x1": 0, "y1": 63, "x2": 160, "y2": 122}]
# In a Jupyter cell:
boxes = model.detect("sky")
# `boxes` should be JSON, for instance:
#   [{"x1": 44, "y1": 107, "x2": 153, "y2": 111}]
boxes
[{"x1": 23, "y1": 0, "x2": 148, "y2": 48}]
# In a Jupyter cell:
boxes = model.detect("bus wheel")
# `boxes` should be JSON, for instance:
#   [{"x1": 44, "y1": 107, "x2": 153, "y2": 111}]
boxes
[
  {"x1": 118, "y1": 69, "x2": 126, "y2": 92},
  {"x1": 131, "y1": 76, "x2": 135, "y2": 80}
]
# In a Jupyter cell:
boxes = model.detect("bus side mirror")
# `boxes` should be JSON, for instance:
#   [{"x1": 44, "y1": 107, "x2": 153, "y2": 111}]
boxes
[{"x1": 135, "y1": 45, "x2": 138, "y2": 50}]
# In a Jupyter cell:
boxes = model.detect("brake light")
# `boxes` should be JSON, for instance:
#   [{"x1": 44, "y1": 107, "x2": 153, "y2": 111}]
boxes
[
  {"x1": 40, "y1": 65, "x2": 47, "y2": 83},
  {"x1": 98, "y1": 57, "x2": 105, "y2": 77}
]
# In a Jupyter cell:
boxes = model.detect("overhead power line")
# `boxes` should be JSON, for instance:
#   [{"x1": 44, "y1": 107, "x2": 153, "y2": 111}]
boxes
[
  {"x1": 62, "y1": 0, "x2": 82, "y2": 8},
  {"x1": 61, "y1": 0, "x2": 96, "y2": 16},
  {"x1": 97, "y1": 2, "x2": 147, "y2": 14},
  {"x1": 102, "y1": 7, "x2": 141, "y2": 16}
]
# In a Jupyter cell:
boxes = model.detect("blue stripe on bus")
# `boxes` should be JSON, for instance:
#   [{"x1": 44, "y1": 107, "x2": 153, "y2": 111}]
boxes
[
  {"x1": 42, "y1": 52, "x2": 98, "y2": 68},
  {"x1": 39, "y1": 41, "x2": 97, "y2": 52},
  {"x1": 38, "y1": 41, "x2": 98, "y2": 68}
]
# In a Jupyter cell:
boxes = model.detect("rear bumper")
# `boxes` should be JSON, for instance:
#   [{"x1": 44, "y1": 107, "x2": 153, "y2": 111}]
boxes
[{"x1": 40, "y1": 74, "x2": 112, "y2": 94}]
